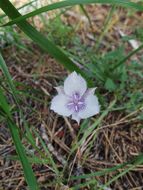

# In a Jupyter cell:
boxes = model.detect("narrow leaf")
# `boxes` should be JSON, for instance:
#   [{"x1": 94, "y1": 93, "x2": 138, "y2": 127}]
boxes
[
  {"x1": 0, "y1": 88, "x2": 39, "y2": 190},
  {"x1": 2, "y1": 0, "x2": 143, "y2": 26},
  {"x1": 0, "y1": 0, "x2": 90, "y2": 84}
]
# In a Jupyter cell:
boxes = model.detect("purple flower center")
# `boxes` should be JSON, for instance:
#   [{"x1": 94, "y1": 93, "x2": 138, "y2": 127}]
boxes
[{"x1": 67, "y1": 92, "x2": 85, "y2": 112}]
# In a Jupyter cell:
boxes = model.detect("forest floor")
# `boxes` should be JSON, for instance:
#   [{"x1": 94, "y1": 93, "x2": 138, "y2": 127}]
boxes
[{"x1": 0, "y1": 1, "x2": 143, "y2": 190}]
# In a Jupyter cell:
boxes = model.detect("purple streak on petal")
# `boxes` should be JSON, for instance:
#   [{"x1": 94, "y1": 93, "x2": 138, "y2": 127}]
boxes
[
  {"x1": 67, "y1": 92, "x2": 86, "y2": 113},
  {"x1": 73, "y1": 92, "x2": 80, "y2": 101},
  {"x1": 75, "y1": 105, "x2": 78, "y2": 112},
  {"x1": 67, "y1": 101, "x2": 75, "y2": 110}
]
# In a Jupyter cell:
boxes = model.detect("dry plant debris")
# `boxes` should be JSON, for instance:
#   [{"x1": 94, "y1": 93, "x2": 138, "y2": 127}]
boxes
[{"x1": 0, "y1": 2, "x2": 143, "y2": 190}]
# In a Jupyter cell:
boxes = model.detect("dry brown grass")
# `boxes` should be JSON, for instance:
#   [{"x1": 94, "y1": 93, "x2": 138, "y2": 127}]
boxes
[{"x1": 1, "y1": 3, "x2": 143, "y2": 190}]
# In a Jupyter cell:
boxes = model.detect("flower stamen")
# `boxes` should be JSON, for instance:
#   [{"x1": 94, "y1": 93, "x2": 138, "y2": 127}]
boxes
[
  {"x1": 50, "y1": 71, "x2": 100, "y2": 124},
  {"x1": 67, "y1": 92, "x2": 85, "y2": 113}
]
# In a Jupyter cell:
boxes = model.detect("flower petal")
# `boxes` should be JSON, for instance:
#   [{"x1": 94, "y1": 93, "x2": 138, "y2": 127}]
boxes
[
  {"x1": 86, "y1": 87, "x2": 97, "y2": 95},
  {"x1": 50, "y1": 94, "x2": 72, "y2": 116},
  {"x1": 72, "y1": 114, "x2": 81, "y2": 124},
  {"x1": 78, "y1": 94, "x2": 100, "y2": 119},
  {"x1": 64, "y1": 71, "x2": 87, "y2": 97},
  {"x1": 55, "y1": 86, "x2": 64, "y2": 94}
]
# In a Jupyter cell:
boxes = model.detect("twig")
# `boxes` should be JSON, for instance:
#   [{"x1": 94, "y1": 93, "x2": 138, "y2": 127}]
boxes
[{"x1": 40, "y1": 124, "x2": 67, "y2": 165}]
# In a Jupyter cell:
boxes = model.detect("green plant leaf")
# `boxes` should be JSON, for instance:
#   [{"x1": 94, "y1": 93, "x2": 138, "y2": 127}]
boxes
[
  {"x1": 100, "y1": 154, "x2": 143, "y2": 190},
  {"x1": 112, "y1": 44, "x2": 143, "y2": 70},
  {"x1": 2, "y1": 0, "x2": 143, "y2": 26},
  {"x1": 0, "y1": 54, "x2": 18, "y2": 103},
  {"x1": 0, "y1": 0, "x2": 91, "y2": 85},
  {"x1": 0, "y1": 52, "x2": 36, "y2": 145},
  {"x1": 0, "y1": 87, "x2": 39, "y2": 190},
  {"x1": 105, "y1": 78, "x2": 117, "y2": 91}
]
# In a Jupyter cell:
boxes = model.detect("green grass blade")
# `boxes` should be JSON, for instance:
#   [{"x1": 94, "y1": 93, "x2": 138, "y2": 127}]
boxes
[
  {"x1": 7, "y1": 155, "x2": 50, "y2": 165},
  {"x1": 95, "y1": 4, "x2": 116, "y2": 51},
  {"x1": 70, "y1": 162, "x2": 128, "y2": 180},
  {"x1": 99, "y1": 154, "x2": 143, "y2": 190},
  {"x1": 0, "y1": 52, "x2": 35, "y2": 145},
  {"x1": 79, "y1": 4, "x2": 93, "y2": 31},
  {"x1": 33, "y1": 129, "x2": 59, "y2": 175},
  {"x1": 70, "y1": 154, "x2": 143, "y2": 189},
  {"x1": 0, "y1": 88, "x2": 39, "y2": 190},
  {"x1": 0, "y1": 89, "x2": 11, "y2": 118},
  {"x1": 0, "y1": 0, "x2": 90, "y2": 84},
  {"x1": 62, "y1": 99, "x2": 116, "y2": 176},
  {"x1": 2, "y1": 0, "x2": 143, "y2": 26},
  {"x1": 7, "y1": 122, "x2": 39, "y2": 190},
  {"x1": 112, "y1": 44, "x2": 143, "y2": 70},
  {"x1": 0, "y1": 0, "x2": 37, "y2": 19},
  {"x1": 72, "y1": 98, "x2": 116, "y2": 153},
  {"x1": 72, "y1": 179, "x2": 98, "y2": 189},
  {"x1": 0, "y1": 53, "x2": 18, "y2": 103}
]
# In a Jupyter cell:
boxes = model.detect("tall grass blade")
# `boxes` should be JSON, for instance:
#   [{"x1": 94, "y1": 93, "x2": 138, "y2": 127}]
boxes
[
  {"x1": 0, "y1": 87, "x2": 39, "y2": 190},
  {"x1": 0, "y1": 53, "x2": 18, "y2": 103},
  {"x1": 70, "y1": 162, "x2": 127, "y2": 180},
  {"x1": 33, "y1": 129, "x2": 59, "y2": 175},
  {"x1": 0, "y1": 52, "x2": 35, "y2": 145},
  {"x1": 0, "y1": 0, "x2": 38, "y2": 20},
  {"x1": 0, "y1": 0, "x2": 89, "y2": 84},
  {"x1": 70, "y1": 154, "x2": 143, "y2": 189},
  {"x1": 95, "y1": 4, "x2": 116, "y2": 51},
  {"x1": 2, "y1": 0, "x2": 143, "y2": 26},
  {"x1": 100, "y1": 154, "x2": 143, "y2": 190},
  {"x1": 113, "y1": 44, "x2": 143, "y2": 70},
  {"x1": 79, "y1": 4, "x2": 93, "y2": 31}
]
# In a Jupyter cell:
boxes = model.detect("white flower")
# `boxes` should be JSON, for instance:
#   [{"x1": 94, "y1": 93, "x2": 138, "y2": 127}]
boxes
[{"x1": 50, "y1": 71, "x2": 100, "y2": 124}]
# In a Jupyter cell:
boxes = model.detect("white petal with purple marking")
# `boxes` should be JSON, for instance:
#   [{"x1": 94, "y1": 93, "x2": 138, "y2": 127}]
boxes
[
  {"x1": 64, "y1": 71, "x2": 87, "y2": 97},
  {"x1": 50, "y1": 71, "x2": 100, "y2": 124},
  {"x1": 78, "y1": 94, "x2": 100, "y2": 119},
  {"x1": 51, "y1": 94, "x2": 72, "y2": 116}
]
